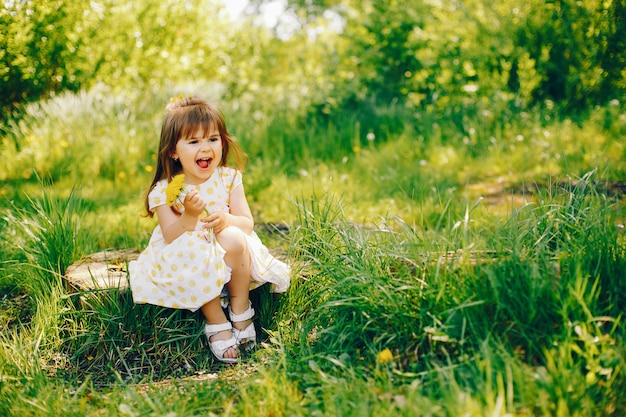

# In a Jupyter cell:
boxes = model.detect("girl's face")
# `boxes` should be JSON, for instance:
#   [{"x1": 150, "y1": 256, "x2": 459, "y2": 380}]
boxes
[{"x1": 171, "y1": 124, "x2": 223, "y2": 184}]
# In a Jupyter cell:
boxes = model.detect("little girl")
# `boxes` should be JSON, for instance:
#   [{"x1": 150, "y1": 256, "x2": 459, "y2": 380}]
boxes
[{"x1": 129, "y1": 96, "x2": 290, "y2": 363}]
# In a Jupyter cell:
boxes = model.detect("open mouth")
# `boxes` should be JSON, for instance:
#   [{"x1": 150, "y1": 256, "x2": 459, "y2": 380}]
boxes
[{"x1": 196, "y1": 157, "x2": 212, "y2": 169}]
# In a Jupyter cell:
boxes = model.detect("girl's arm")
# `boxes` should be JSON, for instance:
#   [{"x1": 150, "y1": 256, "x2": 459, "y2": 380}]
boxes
[
  {"x1": 156, "y1": 189, "x2": 206, "y2": 243},
  {"x1": 203, "y1": 183, "x2": 254, "y2": 235}
]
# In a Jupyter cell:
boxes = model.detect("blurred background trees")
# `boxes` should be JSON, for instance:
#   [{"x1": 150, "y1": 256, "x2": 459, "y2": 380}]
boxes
[
  {"x1": 1, "y1": 0, "x2": 624, "y2": 124},
  {"x1": 279, "y1": 0, "x2": 625, "y2": 111},
  {"x1": 1, "y1": 0, "x2": 248, "y2": 119}
]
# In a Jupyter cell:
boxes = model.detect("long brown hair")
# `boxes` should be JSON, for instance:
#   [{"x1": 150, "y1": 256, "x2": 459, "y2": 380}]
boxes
[{"x1": 143, "y1": 96, "x2": 248, "y2": 217}]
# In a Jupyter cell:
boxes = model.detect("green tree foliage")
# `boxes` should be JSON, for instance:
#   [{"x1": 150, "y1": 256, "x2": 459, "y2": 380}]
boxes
[
  {"x1": 519, "y1": 0, "x2": 626, "y2": 110},
  {"x1": 2, "y1": 0, "x2": 625, "y2": 124},
  {"x1": 280, "y1": 0, "x2": 625, "y2": 112},
  {"x1": 0, "y1": 0, "x2": 90, "y2": 117},
  {"x1": 0, "y1": 0, "x2": 237, "y2": 121}
]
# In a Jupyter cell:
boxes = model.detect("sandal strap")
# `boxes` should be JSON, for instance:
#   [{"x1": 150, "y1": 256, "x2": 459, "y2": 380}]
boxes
[
  {"x1": 207, "y1": 333, "x2": 239, "y2": 364},
  {"x1": 228, "y1": 300, "x2": 255, "y2": 322},
  {"x1": 204, "y1": 321, "x2": 233, "y2": 337},
  {"x1": 204, "y1": 322, "x2": 239, "y2": 363},
  {"x1": 233, "y1": 322, "x2": 256, "y2": 346},
  {"x1": 209, "y1": 336, "x2": 238, "y2": 353}
]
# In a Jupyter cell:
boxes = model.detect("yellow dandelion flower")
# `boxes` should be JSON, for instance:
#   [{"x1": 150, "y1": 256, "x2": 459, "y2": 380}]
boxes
[
  {"x1": 376, "y1": 348, "x2": 393, "y2": 365},
  {"x1": 165, "y1": 174, "x2": 186, "y2": 206},
  {"x1": 164, "y1": 173, "x2": 209, "y2": 216}
]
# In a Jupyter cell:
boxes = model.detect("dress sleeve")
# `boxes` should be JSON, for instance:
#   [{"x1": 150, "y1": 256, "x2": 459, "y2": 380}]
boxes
[
  {"x1": 148, "y1": 180, "x2": 168, "y2": 212},
  {"x1": 231, "y1": 169, "x2": 243, "y2": 191},
  {"x1": 219, "y1": 167, "x2": 243, "y2": 194}
]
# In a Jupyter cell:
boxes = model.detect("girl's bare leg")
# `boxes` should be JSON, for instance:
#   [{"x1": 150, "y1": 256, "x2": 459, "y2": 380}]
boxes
[
  {"x1": 200, "y1": 298, "x2": 238, "y2": 360},
  {"x1": 216, "y1": 227, "x2": 252, "y2": 330}
]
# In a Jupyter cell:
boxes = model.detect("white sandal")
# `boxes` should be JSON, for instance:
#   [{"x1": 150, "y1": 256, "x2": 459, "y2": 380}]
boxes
[
  {"x1": 204, "y1": 322, "x2": 239, "y2": 363},
  {"x1": 228, "y1": 300, "x2": 257, "y2": 350}
]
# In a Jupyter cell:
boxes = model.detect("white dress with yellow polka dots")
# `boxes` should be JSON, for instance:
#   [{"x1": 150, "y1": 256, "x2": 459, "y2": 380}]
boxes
[{"x1": 129, "y1": 167, "x2": 290, "y2": 312}]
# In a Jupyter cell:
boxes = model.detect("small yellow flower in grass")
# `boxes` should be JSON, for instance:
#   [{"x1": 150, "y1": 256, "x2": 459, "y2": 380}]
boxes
[
  {"x1": 166, "y1": 174, "x2": 187, "y2": 206},
  {"x1": 376, "y1": 348, "x2": 393, "y2": 365}
]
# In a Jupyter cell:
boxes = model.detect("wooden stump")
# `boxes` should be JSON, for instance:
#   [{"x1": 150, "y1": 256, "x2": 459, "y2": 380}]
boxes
[{"x1": 65, "y1": 249, "x2": 140, "y2": 291}]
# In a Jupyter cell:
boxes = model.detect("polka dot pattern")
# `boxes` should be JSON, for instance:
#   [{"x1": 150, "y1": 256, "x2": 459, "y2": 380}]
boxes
[{"x1": 129, "y1": 167, "x2": 291, "y2": 312}]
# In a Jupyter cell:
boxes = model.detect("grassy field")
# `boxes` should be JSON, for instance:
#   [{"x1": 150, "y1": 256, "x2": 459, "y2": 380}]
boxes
[{"x1": 0, "y1": 86, "x2": 625, "y2": 416}]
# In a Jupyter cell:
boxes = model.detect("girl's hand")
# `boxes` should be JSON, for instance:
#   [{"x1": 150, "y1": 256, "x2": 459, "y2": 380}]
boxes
[
  {"x1": 203, "y1": 211, "x2": 230, "y2": 234},
  {"x1": 182, "y1": 189, "x2": 207, "y2": 218}
]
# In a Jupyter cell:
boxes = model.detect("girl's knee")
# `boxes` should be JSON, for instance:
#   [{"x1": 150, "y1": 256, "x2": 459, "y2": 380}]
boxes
[{"x1": 216, "y1": 226, "x2": 247, "y2": 253}]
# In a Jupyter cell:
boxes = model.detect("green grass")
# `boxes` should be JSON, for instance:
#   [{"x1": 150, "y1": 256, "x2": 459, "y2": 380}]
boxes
[{"x1": 0, "y1": 87, "x2": 625, "y2": 415}]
